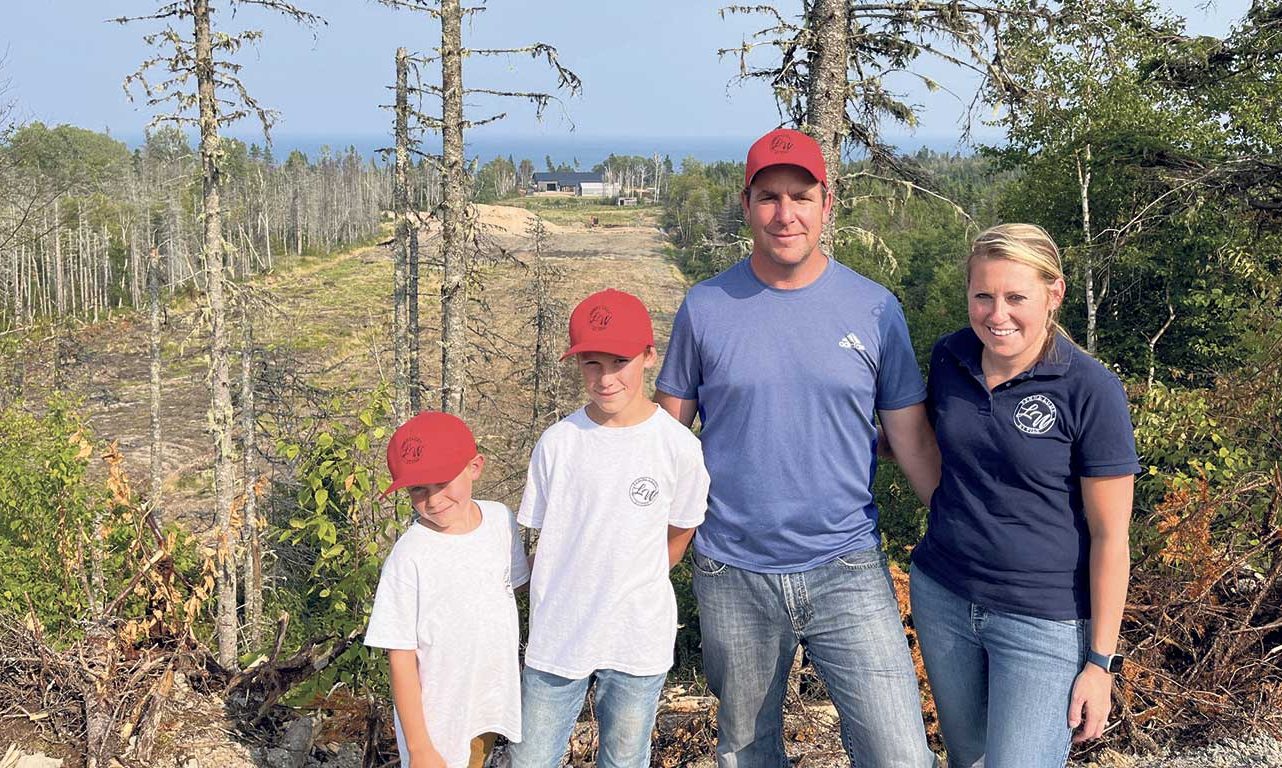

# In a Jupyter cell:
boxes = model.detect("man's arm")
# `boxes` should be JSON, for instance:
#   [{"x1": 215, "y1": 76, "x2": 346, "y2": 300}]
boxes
[
  {"x1": 655, "y1": 391, "x2": 698, "y2": 428},
  {"x1": 877, "y1": 403, "x2": 940, "y2": 507},
  {"x1": 388, "y1": 649, "x2": 446, "y2": 768},
  {"x1": 667, "y1": 525, "x2": 697, "y2": 568}
]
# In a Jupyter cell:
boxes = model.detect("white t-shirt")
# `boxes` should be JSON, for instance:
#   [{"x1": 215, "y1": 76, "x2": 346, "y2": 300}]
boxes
[
  {"x1": 364, "y1": 500, "x2": 531, "y2": 768},
  {"x1": 518, "y1": 406, "x2": 710, "y2": 679}
]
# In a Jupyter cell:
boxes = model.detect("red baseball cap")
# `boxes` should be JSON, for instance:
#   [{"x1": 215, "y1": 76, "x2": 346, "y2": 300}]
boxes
[
  {"x1": 561, "y1": 288, "x2": 654, "y2": 360},
  {"x1": 381, "y1": 411, "x2": 478, "y2": 498},
  {"x1": 744, "y1": 128, "x2": 828, "y2": 189}
]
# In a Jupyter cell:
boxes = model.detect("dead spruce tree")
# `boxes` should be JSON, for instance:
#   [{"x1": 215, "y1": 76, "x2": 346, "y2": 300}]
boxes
[
  {"x1": 390, "y1": 47, "x2": 422, "y2": 421},
  {"x1": 720, "y1": 0, "x2": 1037, "y2": 243},
  {"x1": 381, "y1": 0, "x2": 581, "y2": 416},
  {"x1": 116, "y1": 0, "x2": 323, "y2": 669}
]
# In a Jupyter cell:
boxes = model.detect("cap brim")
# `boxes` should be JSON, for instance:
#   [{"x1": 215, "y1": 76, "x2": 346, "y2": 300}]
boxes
[
  {"x1": 379, "y1": 455, "x2": 476, "y2": 500},
  {"x1": 560, "y1": 339, "x2": 650, "y2": 361},
  {"x1": 747, "y1": 162, "x2": 824, "y2": 188},
  {"x1": 379, "y1": 479, "x2": 405, "y2": 500}
]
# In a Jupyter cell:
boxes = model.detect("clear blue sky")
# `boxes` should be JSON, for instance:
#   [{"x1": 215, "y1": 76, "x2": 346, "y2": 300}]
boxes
[{"x1": 2, "y1": 0, "x2": 1249, "y2": 158}]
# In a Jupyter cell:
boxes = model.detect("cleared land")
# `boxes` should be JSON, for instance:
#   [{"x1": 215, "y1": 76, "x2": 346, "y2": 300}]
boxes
[{"x1": 21, "y1": 201, "x2": 685, "y2": 521}]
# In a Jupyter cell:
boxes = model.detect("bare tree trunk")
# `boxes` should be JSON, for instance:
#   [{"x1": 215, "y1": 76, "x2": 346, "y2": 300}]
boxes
[
  {"x1": 1146, "y1": 290, "x2": 1175, "y2": 389},
  {"x1": 1076, "y1": 143, "x2": 1097, "y2": 354},
  {"x1": 241, "y1": 297, "x2": 262, "y2": 650},
  {"x1": 195, "y1": 0, "x2": 239, "y2": 669},
  {"x1": 439, "y1": 0, "x2": 467, "y2": 415},
  {"x1": 393, "y1": 48, "x2": 412, "y2": 423},
  {"x1": 804, "y1": 0, "x2": 848, "y2": 256},
  {"x1": 54, "y1": 200, "x2": 64, "y2": 317},
  {"x1": 148, "y1": 246, "x2": 164, "y2": 508},
  {"x1": 408, "y1": 205, "x2": 421, "y2": 413},
  {"x1": 526, "y1": 217, "x2": 563, "y2": 437}
]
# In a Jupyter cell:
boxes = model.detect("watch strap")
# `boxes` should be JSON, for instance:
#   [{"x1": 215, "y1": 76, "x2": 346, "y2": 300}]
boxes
[{"x1": 1086, "y1": 648, "x2": 1122, "y2": 673}]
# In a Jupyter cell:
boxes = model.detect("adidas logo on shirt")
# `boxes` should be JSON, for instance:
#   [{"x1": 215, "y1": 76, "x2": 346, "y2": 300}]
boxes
[{"x1": 838, "y1": 332, "x2": 866, "y2": 352}]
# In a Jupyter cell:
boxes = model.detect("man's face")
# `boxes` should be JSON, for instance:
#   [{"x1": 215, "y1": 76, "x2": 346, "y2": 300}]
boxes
[{"x1": 742, "y1": 164, "x2": 831, "y2": 276}]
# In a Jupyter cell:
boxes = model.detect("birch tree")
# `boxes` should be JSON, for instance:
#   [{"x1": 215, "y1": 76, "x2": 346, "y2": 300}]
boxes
[
  {"x1": 990, "y1": 0, "x2": 1183, "y2": 353},
  {"x1": 115, "y1": 0, "x2": 323, "y2": 669}
]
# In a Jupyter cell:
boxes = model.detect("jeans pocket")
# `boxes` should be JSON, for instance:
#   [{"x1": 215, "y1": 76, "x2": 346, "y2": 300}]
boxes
[
  {"x1": 834, "y1": 547, "x2": 887, "y2": 571},
  {"x1": 691, "y1": 551, "x2": 729, "y2": 577}
]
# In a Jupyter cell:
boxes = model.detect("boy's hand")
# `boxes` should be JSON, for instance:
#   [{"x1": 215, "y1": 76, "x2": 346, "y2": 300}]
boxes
[{"x1": 409, "y1": 746, "x2": 448, "y2": 768}]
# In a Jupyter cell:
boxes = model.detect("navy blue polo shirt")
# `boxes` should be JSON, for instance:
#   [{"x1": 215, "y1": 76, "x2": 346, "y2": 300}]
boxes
[{"x1": 912, "y1": 329, "x2": 1141, "y2": 620}]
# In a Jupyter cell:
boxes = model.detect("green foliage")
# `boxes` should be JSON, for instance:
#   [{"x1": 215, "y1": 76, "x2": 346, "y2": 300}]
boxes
[
  {"x1": 661, "y1": 159, "x2": 745, "y2": 281},
  {"x1": 270, "y1": 388, "x2": 403, "y2": 693},
  {"x1": 1133, "y1": 384, "x2": 1252, "y2": 493},
  {"x1": 670, "y1": 557, "x2": 701, "y2": 674},
  {"x1": 474, "y1": 155, "x2": 518, "y2": 202},
  {"x1": 0, "y1": 399, "x2": 106, "y2": 625},
  {"x1": 5, "y1": 122, "x2": 132, "y2": 189},
  {"x1": 0, "y1": 397, "x2": 202, "y2": 640}
]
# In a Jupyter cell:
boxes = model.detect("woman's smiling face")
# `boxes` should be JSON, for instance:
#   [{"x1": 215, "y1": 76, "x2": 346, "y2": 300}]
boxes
[{"x1": 968, "y1": 256, "x2": 1064, "y2": 373}]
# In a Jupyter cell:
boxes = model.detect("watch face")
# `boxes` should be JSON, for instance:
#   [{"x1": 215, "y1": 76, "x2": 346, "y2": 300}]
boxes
[{"x1": 1108, "y1": 654, "x2": 1125, "y2": 673}]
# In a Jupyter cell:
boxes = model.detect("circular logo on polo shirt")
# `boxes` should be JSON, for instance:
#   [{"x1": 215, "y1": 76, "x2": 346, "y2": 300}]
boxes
[
  {"x1": 588, "y1": 305, "x2": 613, "y2": 331},
  {"x1": 1013, "y1": 394, "x2": 1058, "y2": 435},
  {"x1": 400, "y1": 437, "x2": 424, "y2": 463},
  {"x1": 629, "y1": 477, "x2": 659, "y2": 506}
]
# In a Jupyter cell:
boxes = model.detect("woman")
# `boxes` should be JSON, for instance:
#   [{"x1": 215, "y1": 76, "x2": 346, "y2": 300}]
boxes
[{"x1": 910, "y1": 223, "x2": 1140, "y2": 767}]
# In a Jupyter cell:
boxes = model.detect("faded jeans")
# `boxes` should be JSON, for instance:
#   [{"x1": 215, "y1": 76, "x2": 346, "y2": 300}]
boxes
[
  {"x1": 910, "y1": 565, "x2": 1089, "y2": 768},
  {"x1": 509, "y1": 665, "x2": 666, "y2": 768},
  {"x1": 693, "y1": 546, "x2": 937, "y2": 768}
]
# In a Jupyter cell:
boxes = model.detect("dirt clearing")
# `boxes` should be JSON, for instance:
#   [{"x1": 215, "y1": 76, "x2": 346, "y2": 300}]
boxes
[{"x1": 17, "y1": 204, "x2": 685, "y2": 524}]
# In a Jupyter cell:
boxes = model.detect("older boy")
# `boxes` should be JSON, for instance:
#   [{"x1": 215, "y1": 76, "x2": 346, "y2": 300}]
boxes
[
  {"x1": 510, "y1": 288, "x2": 711, "y2": 768},
  {"x1": 365, "y1": 411, "x2": 530, "y2": 768}
]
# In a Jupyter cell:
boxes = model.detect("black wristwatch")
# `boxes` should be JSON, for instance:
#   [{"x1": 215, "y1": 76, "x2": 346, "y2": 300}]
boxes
[{"x1": 1086, "y1": 648, "x2": 1124, "y2": 674}]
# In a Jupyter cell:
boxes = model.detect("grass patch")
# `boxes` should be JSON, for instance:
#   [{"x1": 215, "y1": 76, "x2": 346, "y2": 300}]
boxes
[{"x1": 500, "y1": 196, "x2": 660, "y2": 227}]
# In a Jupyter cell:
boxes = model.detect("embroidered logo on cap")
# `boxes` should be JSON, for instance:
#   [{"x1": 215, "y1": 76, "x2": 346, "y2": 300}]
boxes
[
  {"x1": 770, "y1": 135, "x2": 794, "y2": 153},
  {"x1": 629, "y1": 477, "x2": 659, "y2": 507},
  {"x1": 588, "y1": 305, "x2": 613, "y2": 331},
  {"x1": 1013, "y1": 394, "x2": 1058, "y2": 435},
  {"x1": 400, "y1": 437, "x2": 424, "y2": 463}
]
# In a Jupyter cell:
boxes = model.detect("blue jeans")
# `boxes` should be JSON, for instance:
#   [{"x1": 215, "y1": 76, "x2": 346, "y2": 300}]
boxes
[
  {"x1": 509, "y1": 665, "x2": 666, "y2": 768},
  {"x1": 909, "y1": 565, "x2": 1088, "y2": 768},
  {"x1": 693, "y1": 546, "x2": 937, "y2": 768}
]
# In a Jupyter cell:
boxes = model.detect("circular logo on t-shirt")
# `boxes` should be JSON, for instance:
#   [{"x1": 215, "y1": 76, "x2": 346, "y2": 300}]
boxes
[
  {"x1": 629, "y1": 477, "x2": 659, "y2": 507},
  {"x1": 588, "y1": 305, "x2": 613, "y2": 331},
  {"x1": 1013, "y1": 394, "x2": 1058, "y2": 435},
  {"x1": 400, "y1": 437, "x2": 424, "y2": 463}
]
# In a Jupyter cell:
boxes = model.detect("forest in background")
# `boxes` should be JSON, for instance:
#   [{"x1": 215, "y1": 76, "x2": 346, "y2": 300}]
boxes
[{"x1": 1, "y1": 0, "x2": 1281, "y2": 765}]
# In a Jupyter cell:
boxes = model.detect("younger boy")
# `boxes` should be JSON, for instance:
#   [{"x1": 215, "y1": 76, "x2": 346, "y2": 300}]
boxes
[
  {"x1": 365, "y1": 411, "x2": 530, "y2": 768},
  {"x1": 510, "y1": 288, "x2": 711, "y2": 768}
]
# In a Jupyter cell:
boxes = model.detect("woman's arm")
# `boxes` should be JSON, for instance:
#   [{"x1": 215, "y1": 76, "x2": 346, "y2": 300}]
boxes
[
  {"x1": 389, "y1": 649, "x2": 446, "y2": 768},
  {"x1": 1068, "y1": 474, "x2": 1134, "y2": 743}
]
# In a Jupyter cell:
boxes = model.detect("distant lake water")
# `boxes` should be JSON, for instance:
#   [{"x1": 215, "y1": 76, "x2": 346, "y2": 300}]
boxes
[{"x1": 145, "y1": 130, "x2": 994, "y2": 167}]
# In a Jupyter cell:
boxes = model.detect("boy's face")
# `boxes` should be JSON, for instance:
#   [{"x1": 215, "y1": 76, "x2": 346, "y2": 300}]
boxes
[
  {"x1": 577, "y1": 348, "x2": 657, "y2": 425},
  {"x1": 406, "y1": 454, "x2": 485, "y2": 533}
]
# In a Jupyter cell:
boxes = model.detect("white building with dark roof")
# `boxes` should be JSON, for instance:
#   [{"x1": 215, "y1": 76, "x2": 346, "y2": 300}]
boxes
[{"x1": 531, "y1": 172, "x2": 621, "y2": 197}]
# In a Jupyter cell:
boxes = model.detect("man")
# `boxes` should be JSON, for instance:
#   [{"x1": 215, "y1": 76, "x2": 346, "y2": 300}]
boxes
[{"x1": 655, "y1": 128, "x2": 941, "y2": 767}]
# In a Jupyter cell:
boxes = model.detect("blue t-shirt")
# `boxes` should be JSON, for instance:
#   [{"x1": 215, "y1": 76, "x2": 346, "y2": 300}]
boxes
[
  {"x1": 656, "y1": 258, "x2": 926, "y2": 573},
  {"x1": 912, "y1": 329, "x2": 1142, "y2": 620}
]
